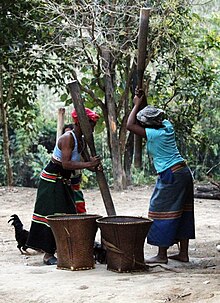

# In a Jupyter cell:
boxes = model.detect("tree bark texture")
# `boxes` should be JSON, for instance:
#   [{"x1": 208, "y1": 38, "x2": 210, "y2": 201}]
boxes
[
  {"x1": 134, "y1": 135, "x2": 142, "y2": 168},
  {"x1": 124, "y1": 132, "x2": 134, "y2": 186},
  {"x1": 101, "y1": 48, "x2": 124, "y2": 191},
  {"x1": 0, "y1": 65, "x2": 13, "y2": 186}
]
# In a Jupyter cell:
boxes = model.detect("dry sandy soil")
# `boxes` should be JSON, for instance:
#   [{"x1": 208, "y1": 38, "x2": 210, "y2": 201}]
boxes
[{"x1": 0, "y1": 185, "x2": 220, "y2": 303}]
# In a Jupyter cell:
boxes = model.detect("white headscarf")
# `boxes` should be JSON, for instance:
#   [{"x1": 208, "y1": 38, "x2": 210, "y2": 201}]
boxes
[{"x1": 136, "y1": 105, "x2": 165, "y2": 127}]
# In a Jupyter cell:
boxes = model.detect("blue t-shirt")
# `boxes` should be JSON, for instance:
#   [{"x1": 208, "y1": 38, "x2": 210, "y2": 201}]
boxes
[{"x1": 145, "y1": 119, "x2": 184, "y2": 173}]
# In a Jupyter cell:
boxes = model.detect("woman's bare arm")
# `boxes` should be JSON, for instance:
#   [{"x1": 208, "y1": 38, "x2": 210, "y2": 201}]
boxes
[
  {"x1": 59, "y1": 133, "x2": 101, "y2": 170},
  {"x1": 126, "y1": 95, "x2": 146, "y2": 138}
]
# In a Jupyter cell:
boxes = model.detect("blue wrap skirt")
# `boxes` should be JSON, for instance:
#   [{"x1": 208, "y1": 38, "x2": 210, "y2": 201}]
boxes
[{"x1": 147, "y1": 166, "x2": 195, "y2": 247}]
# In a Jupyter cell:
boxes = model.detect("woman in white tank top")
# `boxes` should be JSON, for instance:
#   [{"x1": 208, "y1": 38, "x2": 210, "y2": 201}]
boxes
[{"x1": 27, "y1": 108, "x2": 102, "y2": 265}]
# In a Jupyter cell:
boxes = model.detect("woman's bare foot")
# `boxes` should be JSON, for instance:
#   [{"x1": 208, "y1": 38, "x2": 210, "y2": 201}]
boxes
[
  {"x1": 168, "y1": 253, "x2": 189, "y2": 262},
  {"x1": 145, "y1": 256, "x2": 168, "y2": 264},
  {"x1": 43, "y1": 253, "x2": 57, "y2": 265}
]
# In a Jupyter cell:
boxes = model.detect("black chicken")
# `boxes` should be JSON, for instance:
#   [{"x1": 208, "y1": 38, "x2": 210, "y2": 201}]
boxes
[{"x1": 8, "y1": 214, "x2": 29, "y2": 254}]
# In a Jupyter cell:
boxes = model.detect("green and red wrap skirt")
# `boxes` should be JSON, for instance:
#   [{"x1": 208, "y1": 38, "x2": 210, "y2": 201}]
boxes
[{"x1": 26, "y1": 161, "x2": 84, "y2": 254}]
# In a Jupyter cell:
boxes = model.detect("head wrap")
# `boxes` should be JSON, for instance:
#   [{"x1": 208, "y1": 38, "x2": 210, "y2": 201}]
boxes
[
  {"x1": 136, "y1": 105, "x2": 165, "y2": 127},
  {"x1": 71, "y1": 108, "x2": 100, "y2": 124}
]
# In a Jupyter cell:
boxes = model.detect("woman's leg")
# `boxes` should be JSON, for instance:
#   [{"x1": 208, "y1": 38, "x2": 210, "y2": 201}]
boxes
[
  {"x1": 168, "y1": 239, "x2": 189, "y2": 262},
  {"x1": 145, "y1": 247, "x2": 168, "y2": 264}
]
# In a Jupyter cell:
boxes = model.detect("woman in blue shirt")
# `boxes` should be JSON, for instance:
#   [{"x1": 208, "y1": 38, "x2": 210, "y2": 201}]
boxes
[{"x1": 127, "y1": 90, "x2": 195, "y2": 264}]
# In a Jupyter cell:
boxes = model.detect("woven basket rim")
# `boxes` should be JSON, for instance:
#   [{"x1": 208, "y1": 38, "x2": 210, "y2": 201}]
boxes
[
  {"x1": 46, "y1": 214, "x2": 102, "y2": 221},
  {"x1": 96, "y1": 215, "x2": 153, "y2": 225}
]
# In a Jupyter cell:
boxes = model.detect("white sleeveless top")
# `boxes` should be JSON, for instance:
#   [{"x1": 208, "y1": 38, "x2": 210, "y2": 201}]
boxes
[{"x1": 52, "y1": 131, "x2": 81, "y2": 162}]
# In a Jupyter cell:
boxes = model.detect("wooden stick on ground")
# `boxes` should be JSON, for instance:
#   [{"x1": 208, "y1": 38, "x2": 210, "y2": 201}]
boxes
[{"x1": 68, "y1": 80, "x2": 116, "y2": 216}]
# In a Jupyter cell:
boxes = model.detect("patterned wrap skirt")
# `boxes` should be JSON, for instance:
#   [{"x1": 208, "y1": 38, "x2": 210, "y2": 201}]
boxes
[
  {"x1": 26, "y1": 161, "x2": 77, "y2": 254},
  {"x1": 71, "y1": 174, "x2": 86, "y2": 214},
  {"x1": 147, "y1": 166, "x2": 195, "y2": 247}
]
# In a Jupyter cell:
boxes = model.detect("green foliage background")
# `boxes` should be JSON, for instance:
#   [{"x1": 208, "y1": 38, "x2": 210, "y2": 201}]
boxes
[{"x1": 0, "y1": 0, "x2": 219, "y2": 188}]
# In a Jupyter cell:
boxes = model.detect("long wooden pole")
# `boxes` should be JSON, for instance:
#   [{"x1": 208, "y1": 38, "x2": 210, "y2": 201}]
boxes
[
  {"x1": 137, "y1": 7, "x2": 151, "y2": 92},
  {"x1": 56, "y1": 107, "x2": 65, "y2": 142},
  {"x1": 134, "y1": 7, "x2": 151, "y2": 168},
  {"x1": 68, "y1": 80, "x2": 116, "y2": 216}
]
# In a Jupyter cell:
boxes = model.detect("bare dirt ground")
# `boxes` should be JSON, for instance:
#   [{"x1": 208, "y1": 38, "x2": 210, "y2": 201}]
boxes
[{"x1": 0, "y1": 185, "x2": 220, "y2": 303}]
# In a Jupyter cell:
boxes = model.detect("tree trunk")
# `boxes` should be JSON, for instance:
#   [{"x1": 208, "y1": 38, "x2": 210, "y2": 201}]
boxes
[
  {"x1": 134, "y1": 136, "x2": 142, "y2": 168},
  {"x1": 0, "y1": 65, "x2": 13, "y2": 186},
  {"x1": 124, "y1": 132, "x2": 134, "y2": 185},
  {"x1": 101, "y1": 48, "x2": 124, "y2": 191}
]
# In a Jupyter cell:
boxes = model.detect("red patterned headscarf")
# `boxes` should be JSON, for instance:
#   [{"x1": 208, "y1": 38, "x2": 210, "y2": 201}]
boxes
[{"x1": 71, "y1": 108, "x2": 100, "y2": 124}]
